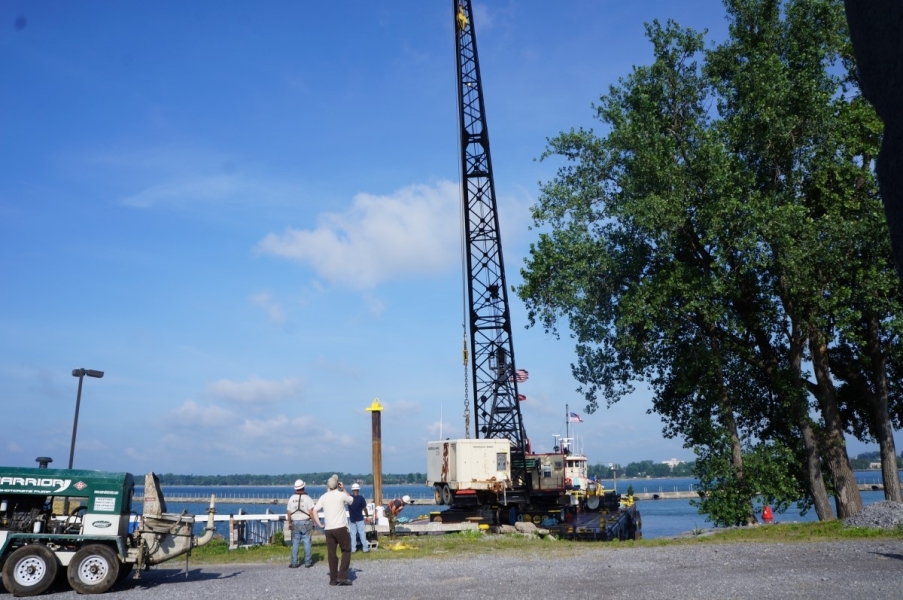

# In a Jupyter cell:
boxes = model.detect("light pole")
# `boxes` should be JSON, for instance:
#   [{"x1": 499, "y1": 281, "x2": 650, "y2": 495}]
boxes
[{"x1": 68, "y1": 368, "x2": 104, "y2": 469}]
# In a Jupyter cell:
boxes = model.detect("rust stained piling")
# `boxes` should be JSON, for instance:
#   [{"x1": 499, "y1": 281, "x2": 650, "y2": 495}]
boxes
[{"x1": 366, "y1": 398, "x2": 384, "y2": 507}]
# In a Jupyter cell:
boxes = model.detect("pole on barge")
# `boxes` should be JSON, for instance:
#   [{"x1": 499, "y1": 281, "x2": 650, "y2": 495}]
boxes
[{"x1": 366, "y1": 398, "x2": 384, "y2": 507}]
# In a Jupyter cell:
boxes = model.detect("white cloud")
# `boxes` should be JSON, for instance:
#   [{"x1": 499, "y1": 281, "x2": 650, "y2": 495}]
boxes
[
  {"x1": 250, "y1": 292, "x2": 287, "y2": 325},
  {"x1": 80, "y1": 145, "x2": 304, "y2": 210},
  {"x1": 472, "y1": 3, "x2": 494, "y2": 30},
  {"x1": 207, "y1": 376, "x2": 303, "y2": 404},
  {"x1": 256, "y1": 181, "x2": 460, "y2": 289},
  {"x1": 153, "y1": 408, "x2": 357, "y2": 467},
  {"x1": 166, "y1": 400, "x2": 235, "y2": 427},
  {"x1": 5, "y1": 441, "x2": 23, "y2": 453},
  {"x1": 379, "y1": 399, "x2": 423, "y2": 424},
  {"x1": 121, "y1": 174, "x2": 306, "y2": 210},
  {"x1": 362, "y1": 292, "x2": 385, "y2": 317},
  {"x1": 425, "y1": 419, "x2": 460, "y2": 439}
]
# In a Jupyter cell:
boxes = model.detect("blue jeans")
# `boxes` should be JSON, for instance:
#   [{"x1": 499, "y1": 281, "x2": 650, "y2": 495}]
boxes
[
  {"x1": 349, "y1": 519, "x2": 368, "y2": 552},
  {"x1": 291, "y1": 521, "x2": 312, "y2": 566}
]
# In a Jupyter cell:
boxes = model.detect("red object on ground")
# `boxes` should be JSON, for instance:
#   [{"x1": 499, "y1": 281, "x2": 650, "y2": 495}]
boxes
[{"x1": 762, "y1": 505, "x2": 773, "y2": 524}]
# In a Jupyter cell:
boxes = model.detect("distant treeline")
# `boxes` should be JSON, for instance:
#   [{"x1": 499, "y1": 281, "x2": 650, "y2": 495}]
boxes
[
  {"x1": 589, "y1": 460, "x2": 695, "y2": 479},
  {"x1": 849, "y1": 451, "x2": 903, "y2": 471},
  {"x1": 155, "y1": 472, "x2": 427, "y2": 486}
]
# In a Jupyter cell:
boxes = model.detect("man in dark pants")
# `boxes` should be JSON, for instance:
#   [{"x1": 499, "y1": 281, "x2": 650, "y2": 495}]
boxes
[{"x1": 312, "y1": 474, "x2": 354, "y2": 586}]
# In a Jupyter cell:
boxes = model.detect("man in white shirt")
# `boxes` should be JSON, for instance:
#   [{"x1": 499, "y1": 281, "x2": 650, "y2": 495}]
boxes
[
  {"x1": 312, "y1": 474, "x2": 354, "y2": 586},
  {"x1": 286, "y1": 479, "x2": 315, "y2": 568}
]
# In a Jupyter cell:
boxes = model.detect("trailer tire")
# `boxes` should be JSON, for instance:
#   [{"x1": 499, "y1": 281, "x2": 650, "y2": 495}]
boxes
[
  {"x1": 2, "y1": 544, "x2": 59, "y2": 597},
  {"x1": 67, "y1": 544, "x2": 120, "y2": 594},
  {"x1": 440, "y1": 485, "x2": 454, "y2": 505}
]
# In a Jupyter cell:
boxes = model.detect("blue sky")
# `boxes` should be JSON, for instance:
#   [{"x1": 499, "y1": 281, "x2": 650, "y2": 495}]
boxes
[{"x1": 1, "y1": 1, "x2": 890, "y2": 476}]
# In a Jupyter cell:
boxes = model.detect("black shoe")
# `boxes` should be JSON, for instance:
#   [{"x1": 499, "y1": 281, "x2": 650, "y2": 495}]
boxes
[
  {"x1": 336, "y1": 580, "x2": 352, "y2": 586},
  {"x1": 288, "y1": 564, "x2": 300, "y2": 569},
  {"x1": 304, "y1": 563, "x2": 313, "y2": 568},
  {"x1": 329, "y1": 581, "x2": 338, "y2": 586}
]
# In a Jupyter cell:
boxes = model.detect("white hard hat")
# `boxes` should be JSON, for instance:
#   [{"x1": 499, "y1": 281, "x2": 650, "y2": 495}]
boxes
[
  {"x1": 351, "y1": 483, "x2": 360, "y2": 491},
  {"x1": 402, "y1": 495, "x2": 411, "y2": 503},
  {"x1": 294, "y1": 479, "x2": 305, "y2": 489}
]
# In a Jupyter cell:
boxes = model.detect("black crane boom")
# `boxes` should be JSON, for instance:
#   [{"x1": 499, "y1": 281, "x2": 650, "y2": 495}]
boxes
[{"x1": 454, "y1": 0, "x2": 528, "y2": 458}]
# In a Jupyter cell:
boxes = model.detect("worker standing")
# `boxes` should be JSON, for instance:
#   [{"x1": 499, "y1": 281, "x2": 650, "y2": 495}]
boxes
[
  {"x1": 348, "y1": 483, "x2": 370, "y2": 553},
  {"x1": 286, "y1": 479, "x2": 315, "y2": 568},
  {"x1": 312, "y1": 475, "x2": 354, "y2": 586},
  {"x1": 386, "y1": 495, "x2": 411, "y2": 537}
]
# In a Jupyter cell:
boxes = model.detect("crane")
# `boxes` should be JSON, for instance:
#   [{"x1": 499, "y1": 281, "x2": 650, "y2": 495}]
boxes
[
  {"x1": 424, "y1": 3, "x2": 642, "y2": 539},
  {"x1": 454, "y1": 0, "x2": 530, "y2": 498}
]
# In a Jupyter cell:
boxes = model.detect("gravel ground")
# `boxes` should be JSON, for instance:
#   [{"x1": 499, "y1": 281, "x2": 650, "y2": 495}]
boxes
[
  {"x1": 7, "y1": 503, "x2": 903, "y2": 600},
  {"x1": 10, "y1": 539, "x2": 902, "y2": 600}
]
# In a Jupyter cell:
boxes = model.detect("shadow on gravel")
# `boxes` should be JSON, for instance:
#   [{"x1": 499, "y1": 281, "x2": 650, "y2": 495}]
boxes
[
  {"x1": 112, "y1": 567, "x2": 242, "y2": 591},
  {"x1": 872, "y1": 552, "x2": 903, "y2": 561},
  {"x1": 0, "y1": 568, "x2": 240, "y2": 596}
]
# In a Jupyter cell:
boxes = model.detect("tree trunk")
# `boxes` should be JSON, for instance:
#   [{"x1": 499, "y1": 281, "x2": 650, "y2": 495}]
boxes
[
  {"x1": 709, "y1": 333, "x2": 756, "y2": 525},
  {"x1": 749, "y1": 313, "x2": 834, "y2": 520},
  {"x1": 721, "y1": 388, "x2": 755, "y2": 525},
  {"x1": 864, "y1": 312, "x2": 902, "y2": 502},
  {"x1": 798, "y1": 418, "x2": 834, "y2": 521},
  {"x1": 786, "y1": 325, "x2": 834, "y2": 521},
  {"x1": 809, "y1": 337, "x2": 863, "y2": 518}
]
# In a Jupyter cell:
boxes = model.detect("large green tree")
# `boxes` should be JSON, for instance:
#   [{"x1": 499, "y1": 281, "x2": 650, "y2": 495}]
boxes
[{"x1": 518, "y1": 0, "x2": 900, "y2": 523}]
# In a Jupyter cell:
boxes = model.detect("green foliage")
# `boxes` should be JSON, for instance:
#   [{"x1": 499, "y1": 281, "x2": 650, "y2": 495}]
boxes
[
  {"x1": 517, "y1": 0, "x2": 901, "y2": 524},
  {"x1": 692, "y1": 438, "x2": 809, "y2": 527}
]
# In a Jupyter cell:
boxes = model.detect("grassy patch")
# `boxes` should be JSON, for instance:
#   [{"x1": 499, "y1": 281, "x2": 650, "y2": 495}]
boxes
[{"x1": 186, "y1": 522, "x2": 903, "y2": 565}]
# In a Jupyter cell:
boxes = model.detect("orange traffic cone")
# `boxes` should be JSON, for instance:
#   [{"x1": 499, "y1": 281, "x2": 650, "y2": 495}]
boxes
[{"x1": 762, "y1": 505, "x2": 773, "y2": 524}]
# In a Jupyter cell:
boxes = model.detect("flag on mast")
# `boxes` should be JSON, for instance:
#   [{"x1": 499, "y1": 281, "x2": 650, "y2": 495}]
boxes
[
  {"x1": 510, "y1": 369, "x2": 529, "y2": 382},
  {"x1": 568, "y1": 412, "x2": 583, "y2": 423}
]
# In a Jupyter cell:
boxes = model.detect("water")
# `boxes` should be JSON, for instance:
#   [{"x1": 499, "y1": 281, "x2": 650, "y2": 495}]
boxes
[
  {"x1": 138, "y1": 472, "x2": 899, "y2": 540},
  {"x1": 135, "y1": 484, "x2": 433, "y2": 540}
]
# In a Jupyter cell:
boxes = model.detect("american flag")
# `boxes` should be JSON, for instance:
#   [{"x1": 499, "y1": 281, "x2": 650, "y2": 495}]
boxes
[
  {"x1": 512, "y1": 369, "x2": 529, "y2": 382},
  {"x1": 569, "y1": 412, "x2": 583, "y2": 423},
  {"x1": 517, "y1": 394, "x2": 526, "y2": 402}
]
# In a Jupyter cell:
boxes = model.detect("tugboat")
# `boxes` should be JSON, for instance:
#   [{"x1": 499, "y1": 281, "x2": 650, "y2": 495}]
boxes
[{"x1": 546, "y1": 414, "x2": 641, "y2": 541}]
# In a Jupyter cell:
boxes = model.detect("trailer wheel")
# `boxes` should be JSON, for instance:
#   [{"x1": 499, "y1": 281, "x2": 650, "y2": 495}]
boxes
[
  {"x1": 440, "y1": 485, "x2": 454, "y2": 505},
  {"x1": 2, "y1": 544, "x2": 59, "y2": 597},
  {"x1": 67, "y1": 544, "x2": 120, "y2": 594}
]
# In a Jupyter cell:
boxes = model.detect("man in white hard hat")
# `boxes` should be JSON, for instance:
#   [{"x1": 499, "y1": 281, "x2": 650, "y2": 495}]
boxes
[
  {"x1": 286, "y1": 479, "x2": 315, "y2": 568},
  {"x1": 386, "y1": 494, "x2": 412, "y2": 538},
  {"x1": 348, "y1": 483, "x2": 370, "y2": 553}
]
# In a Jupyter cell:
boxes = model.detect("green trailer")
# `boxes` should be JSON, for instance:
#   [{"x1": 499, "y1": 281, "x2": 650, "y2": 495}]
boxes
[{"x1": 0, "y1": 466, "x2": 215, "y2": 596}]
